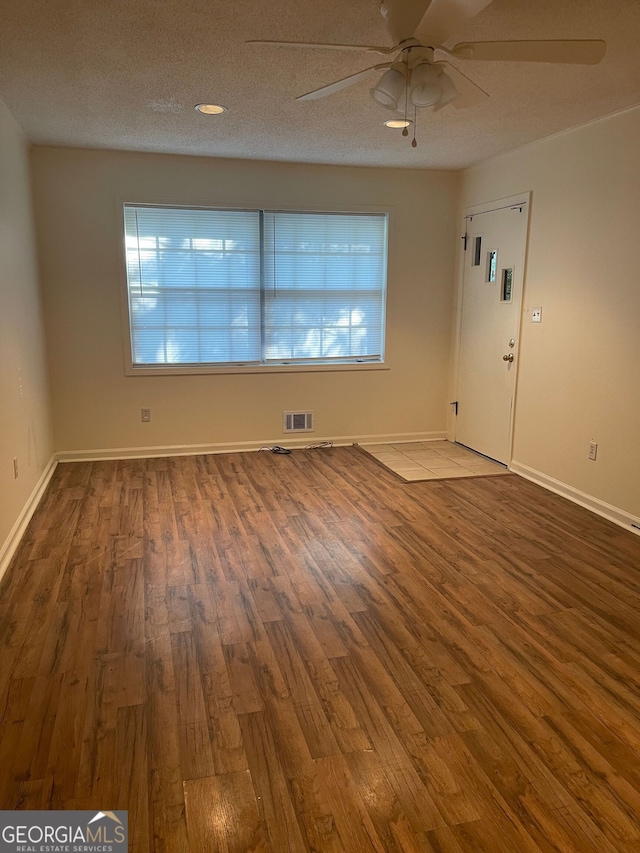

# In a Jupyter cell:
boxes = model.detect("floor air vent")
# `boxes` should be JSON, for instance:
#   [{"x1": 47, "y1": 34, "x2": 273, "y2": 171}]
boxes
[{"x1": 283, "y1": 411, "x2": 314, "y2": 433}]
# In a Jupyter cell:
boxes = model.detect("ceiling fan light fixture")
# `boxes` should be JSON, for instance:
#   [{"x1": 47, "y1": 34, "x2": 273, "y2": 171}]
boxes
[
  {"x1": 383, "y1": 119, "x2": 412, "y2": 128},
  {"x1": 370, "y1": 67, "x2": 405, "y2": 110},
  {"x1": 409, "y1": 62, "x2": 442, "y2": 107},
  {"x1": 194, "y1": 103, "x2": 227, "y2": 115},
  {"x1": 434, "y1": 70, "x2": 459, "y2": 110}
]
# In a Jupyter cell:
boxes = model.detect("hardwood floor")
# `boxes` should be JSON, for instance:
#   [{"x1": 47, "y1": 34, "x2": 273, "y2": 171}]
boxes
[{"x1": 1, "y1": 446, "x2": 639, "y2": 851}]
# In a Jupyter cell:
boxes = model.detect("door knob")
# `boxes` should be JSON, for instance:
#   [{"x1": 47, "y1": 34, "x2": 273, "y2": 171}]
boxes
[{"x1": 502, "y1": 353, "x2": 514, "y2": 362}]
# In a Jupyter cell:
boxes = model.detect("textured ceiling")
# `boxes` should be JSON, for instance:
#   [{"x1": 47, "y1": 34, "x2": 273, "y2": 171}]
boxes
[{"x1": 1, "y1": 0, "x2": 640, "y2": 169}]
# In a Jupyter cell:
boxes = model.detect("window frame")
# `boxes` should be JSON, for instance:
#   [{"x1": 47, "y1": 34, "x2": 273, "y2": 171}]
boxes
[{"x1": 120, "y1": 202, "x2": 390, "y2": 376}]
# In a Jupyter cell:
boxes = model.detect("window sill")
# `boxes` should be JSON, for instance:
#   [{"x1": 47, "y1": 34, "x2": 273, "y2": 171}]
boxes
[{"x1": 125, "y1": 361, "x2": 390, "y2": 377}]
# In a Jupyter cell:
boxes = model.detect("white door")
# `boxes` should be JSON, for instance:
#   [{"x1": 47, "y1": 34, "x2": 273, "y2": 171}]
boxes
[{"x1": 455, "y1": 196, "x2": 530, "y2": 465}]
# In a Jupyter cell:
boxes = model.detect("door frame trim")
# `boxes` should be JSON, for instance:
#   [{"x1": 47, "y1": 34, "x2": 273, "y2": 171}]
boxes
[{"x1": 449, "y1": 192, "x2": 532, "y2": 467}]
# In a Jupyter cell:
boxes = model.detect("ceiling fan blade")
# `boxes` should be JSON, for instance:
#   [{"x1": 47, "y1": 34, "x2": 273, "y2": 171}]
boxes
[
  {"x1": 380, "y1": 0, "x2": 432, "y2": 44},
  {"x1": 434, "y1": 61, "x2": 488, "y2": 108},
  {"x1": 247, "y1": 39, "x2": 397, "y2": 56},
  {"x1": 296, "y1": 63, "x2": 392, "y2": 101},
  {"x1": 451, "y1": 39, "x2": 607, "y2": 64},
  {"x1": 414, "y1": 0, "x2": 494, "y2": 46}
]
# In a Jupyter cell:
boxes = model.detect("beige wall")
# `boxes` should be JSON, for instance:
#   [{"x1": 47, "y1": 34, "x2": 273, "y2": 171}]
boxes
[
  {"x1": 31, "y1": 148, "x2": 458, "y2": 454},
  {"x1": 15, "y1": 114, "x2": 640, "y2": 527},
  {"x1": 460, "y1": 107, "x2": 640, "y2": 519},
  {"x1": 0, "y1": 101, "x2": 54, "y2": 555}
]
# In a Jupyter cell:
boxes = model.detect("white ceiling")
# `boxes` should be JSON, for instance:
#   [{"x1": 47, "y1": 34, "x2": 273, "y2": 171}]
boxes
[{"x1": 1, "y1": 0, "x2": 640, "y2": 170}]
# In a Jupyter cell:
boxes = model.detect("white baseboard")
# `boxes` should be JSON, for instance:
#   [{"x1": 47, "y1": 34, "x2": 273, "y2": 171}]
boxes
[
  {"x1": 0, "y1": 455, "x2": 58, "y2": 584},
  {"x1": 56, "y1": 431, "x2": 448, "y2": 463},
  {"x1": 510, "y1": 461, "x2": 640, "y2": 536}
]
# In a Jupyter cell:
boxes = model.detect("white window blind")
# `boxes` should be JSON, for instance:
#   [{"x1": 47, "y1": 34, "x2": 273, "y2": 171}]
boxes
[
  {"x1": 124, "y1": 205, "x2": 387, "y2": 368},
  {"x1": 124, "y1": 205, "x2": 261, "y2": 365},
  {"x1": 263, "y1": 211, "x2": 387, "y2": 363}
]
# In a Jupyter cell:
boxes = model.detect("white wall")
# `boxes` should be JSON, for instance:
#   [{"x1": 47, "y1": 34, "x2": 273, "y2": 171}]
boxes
[
  {"x1": 460, "y1": 106, "x2": 640, "y2": 521},
  {"x1": 0, "y1": 100, "x2": 54, "y2": 560},
  {"x1": 30, "y1": 148, "x2": 459, "y2": 455}
]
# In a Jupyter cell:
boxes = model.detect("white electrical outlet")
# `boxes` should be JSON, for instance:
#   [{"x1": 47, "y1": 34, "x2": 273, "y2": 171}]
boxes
[
  {"x1": 13, "y1": 457, "x2": 18, "y2": 479},
  {"x1": 588, "y1": 441, "x2": 598, "y2": 461},
  {"x1": 531, "y1": 307, "x2": 542, "y2": 323},
  {"x1": 141, "y1": 408, "x2": 151, "y2": 422}
]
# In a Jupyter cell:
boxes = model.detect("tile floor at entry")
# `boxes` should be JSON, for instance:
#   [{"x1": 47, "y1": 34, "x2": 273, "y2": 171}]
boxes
[{"x1": 360, "y1": 440, "x2": 511, "y2": 482}]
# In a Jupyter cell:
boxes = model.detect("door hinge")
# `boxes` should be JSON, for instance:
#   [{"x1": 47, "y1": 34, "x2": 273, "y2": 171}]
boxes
[
  {"x1": 450, "y1": 401, "x2": 459, "y2": 416},
  {"x1": 462, "y1": 233, "x2": 468, "y2": 251}
]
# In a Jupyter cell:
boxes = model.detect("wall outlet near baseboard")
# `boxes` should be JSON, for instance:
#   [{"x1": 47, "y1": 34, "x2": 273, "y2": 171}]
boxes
[
  {"x1": 141, "y1": 408, "x2": 151, "y2": 423},
  {"x1": 588, "y1": 441, "x2": 598, "y2": 461}
]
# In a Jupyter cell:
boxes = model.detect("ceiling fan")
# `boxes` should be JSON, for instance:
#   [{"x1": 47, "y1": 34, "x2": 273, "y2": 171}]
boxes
[{"x1": 248, "y1": 0, "x2": 606, "y2": 145}]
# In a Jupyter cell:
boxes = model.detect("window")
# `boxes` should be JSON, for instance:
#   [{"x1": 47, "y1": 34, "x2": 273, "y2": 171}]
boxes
[
  {"x1": 472, "y1": 235, "x2": 482, "y2": 266},
  {"x1": 123, "y1": 205, "x2": 388, "y2": 371}
]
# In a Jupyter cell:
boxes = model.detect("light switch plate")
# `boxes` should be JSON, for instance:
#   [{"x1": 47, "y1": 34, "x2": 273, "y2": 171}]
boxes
[{"x1": 531, "y1": 307, "x2": 542, "y2": 323}]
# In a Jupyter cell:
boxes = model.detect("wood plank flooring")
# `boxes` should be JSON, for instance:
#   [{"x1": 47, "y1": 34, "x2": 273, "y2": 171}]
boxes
[{"x1": 1, "y1": 446, "x2": 639, "y2": 851}]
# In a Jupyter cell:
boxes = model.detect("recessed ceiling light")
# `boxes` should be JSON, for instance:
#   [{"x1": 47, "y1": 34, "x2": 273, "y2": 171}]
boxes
[
  {"x1": 195, "y1": 104, "x2": 227, "y2": 115},
  {"x1": 384, "y1": 119, "x2": 412, "y2": 129}
]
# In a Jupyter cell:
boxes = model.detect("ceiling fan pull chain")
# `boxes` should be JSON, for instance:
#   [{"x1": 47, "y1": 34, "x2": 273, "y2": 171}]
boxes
[
  {"x1": 402, "y1": 52, "x2": 410, "y2": 135},
  {"x1": 412, "y1": 106, "x2": 418, "y2": 148}
]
